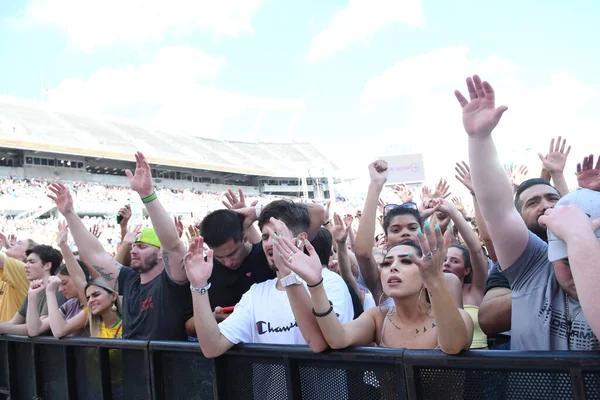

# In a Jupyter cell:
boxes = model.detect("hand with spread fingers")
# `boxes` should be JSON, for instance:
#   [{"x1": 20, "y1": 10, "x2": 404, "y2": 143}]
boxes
[
  {"x1": 273, "y1": 235, "x2": 322, "y2": 287},
  {"x1": 184, "y1": 237, "x2": 214, "y2": 288},
  {"x1": 455, "y1": 162, "x2": 474, "y2": 194},
  {"x1": 186, "y1": 225, "x2": 201, "y2": 243},
  {"x1": 393, "y1": 184, "x2": 413, "y2": 203},
  {"x1": 174, "y1": 216, "x2": 184, "y2": 238},
  {"x1": 125, "y1": 152, "x2": 154, "y2": 198},
  {"x1": 410, "y1": 222, "x2": 450, "y2": 284},
  {"x1": 57, "y1": 221, "x2": 69, "y2": 246},
  {"x1": 432, "y1": 178, "x2": 451, "y2": 199},
  {"x1": 123, "y1": 224, "x2": 143, "y2": 244},
  {"x1": 454, "y1": 75, "x2": 508, "y2": 137},
  {"x1": 577, "y1": 154, "x2": 600, "y2": 192},
  {"x1": 223, "y1": 188, "x2": 258, "y2": 210},
  {"x1": 538, "y1": 137, "x2": 571, "y2": 174},
  {"x1": 47, "y1": 183, "x2": 74, "y2": 215},
  {"x1": 90, "y1": 224, "x2": 103, "y2": 239},
  {"x1": 331, "y1": 213, "x2": 350, "y2": 244}
]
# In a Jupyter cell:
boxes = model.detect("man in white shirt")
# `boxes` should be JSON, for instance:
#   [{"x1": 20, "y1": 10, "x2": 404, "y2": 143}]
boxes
[{"x1": 184, "y1": 199, "x2": 352, "y2": 353}]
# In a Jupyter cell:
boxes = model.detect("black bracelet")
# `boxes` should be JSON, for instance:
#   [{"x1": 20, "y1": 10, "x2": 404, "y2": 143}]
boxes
[
  {"x1": 312, "y1": 301, "x2": 334, "y2": 318},
  {"x1": 307, "y1": 277, "x2": 324, "y2": 288}
]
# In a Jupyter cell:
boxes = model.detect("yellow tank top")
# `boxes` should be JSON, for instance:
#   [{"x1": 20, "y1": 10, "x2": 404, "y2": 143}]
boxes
[{"x1": 464, "y1": 305, "x2": 488, "y2": 349}]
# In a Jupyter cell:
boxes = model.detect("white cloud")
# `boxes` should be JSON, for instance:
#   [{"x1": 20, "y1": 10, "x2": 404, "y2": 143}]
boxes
[
  {"x1": 306, "y1": 0, "x2": 424, "y2": 62},
  {"x1": 354, "y1": 46, "x2": 598, "y2": 187},
  {"x1": 17, "y1": 0, "x2": 263, "y2": 51},
  {"x1": 47, "y1": 46, "x2": 305, "y2": 137}
]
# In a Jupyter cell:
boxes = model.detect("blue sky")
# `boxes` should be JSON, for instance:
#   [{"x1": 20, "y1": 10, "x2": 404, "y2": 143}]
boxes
[{"x1": 1, "y1": 0, "x2": 599, "y2": 187}]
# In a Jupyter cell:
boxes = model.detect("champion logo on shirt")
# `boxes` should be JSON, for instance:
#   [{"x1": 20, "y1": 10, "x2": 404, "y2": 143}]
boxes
[{"x1": 256, "y1": 320, "x2": 298, "y2": 335}]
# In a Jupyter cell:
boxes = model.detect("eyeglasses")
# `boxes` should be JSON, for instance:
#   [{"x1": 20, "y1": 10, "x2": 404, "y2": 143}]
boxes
[{"x1": 383, "y1": 202, "x2": 418, "y2": 216}]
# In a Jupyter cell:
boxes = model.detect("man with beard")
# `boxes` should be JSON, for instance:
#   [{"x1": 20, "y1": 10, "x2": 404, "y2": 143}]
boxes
[
  {"x1": 457, "y1": 74, "x2": 598, "y2": 350},
  {"x1": 479, "y1": 178, "x2": 561, "y2": 346},
  {"x1": 48, "y1": 152, "x2": 192, "y2": 341}
]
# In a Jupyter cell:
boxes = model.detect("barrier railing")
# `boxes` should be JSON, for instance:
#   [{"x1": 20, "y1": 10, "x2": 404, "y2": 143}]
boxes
[{"x1": 1, "y1": 335, "x2": 599, "y2": 400}]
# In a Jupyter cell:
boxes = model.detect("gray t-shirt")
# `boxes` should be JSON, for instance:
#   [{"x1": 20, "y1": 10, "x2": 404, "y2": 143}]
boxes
[{"x1": 504, "y1": 232, "x2": 599, "y2": 351}]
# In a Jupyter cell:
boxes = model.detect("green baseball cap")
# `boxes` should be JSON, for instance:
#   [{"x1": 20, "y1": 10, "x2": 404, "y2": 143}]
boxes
[{"x1": 135, "y1": 228, "x2": 161, "y2": 248}]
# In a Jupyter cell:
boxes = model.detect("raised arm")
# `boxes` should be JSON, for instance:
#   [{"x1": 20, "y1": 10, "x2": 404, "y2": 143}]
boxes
[
  {"x1": 411, "y1": 226, "x2": 473, "y2": 354},
  {"x1": 280, "y1": 241, "x2": 377, "y2": 349},
  {"x1": 538, "y1": 137, "x2": 571, "y2": 196},
  {"x1": 455, "y1": 75, "x2": 528, "y2": 269},
  {"x1": 222, "y1": 189, "x2": 262, "y2": 244},
  {"x1": 48, "y1": 183, "x2": 120, "y2": 288},
  {"x1": 355, "y1": 161, "x2": 388, "y2": 300},
  {"x1": 438, "y1": 199, "x2": 488, "y2": 297},
  {"x1": 45, "y1": 277, "x2": 87, "y2": 338},
  {"x1": 114, "y1": 224, "x2": 142, "y2": 267},
  {"x1": 332, "y1": 213, "x2": 364, "y2": 304},
  {"x1": 539, "y1": 205, "x2": 600, "y2": 338},
  {"x1": 184, "y1": 237, "x2": 234, "y2": 358},
  {"x1": 56, "y1": 222, "x2": 87, "y2": 304},
  {"x1": 126, "y1": 152, "x2": 187, "y2": 284}
]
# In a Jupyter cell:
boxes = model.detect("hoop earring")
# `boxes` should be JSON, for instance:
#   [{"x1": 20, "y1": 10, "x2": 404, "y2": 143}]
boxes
[
  {"x1": 111, "y1": 304, "x2": 117, "y2": 312},
  {"x1": 417, "y1": 285, "x2": 426, "y2": 312}
]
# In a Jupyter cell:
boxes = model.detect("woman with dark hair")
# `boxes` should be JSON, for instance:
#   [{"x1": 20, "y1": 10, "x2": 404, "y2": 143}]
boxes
[
  {"x1": 426, "y1": 198, "x2": 489, "y2": 349},
  {"x1": 273, "y1": 221, "x2": 473, "y2": 354}
]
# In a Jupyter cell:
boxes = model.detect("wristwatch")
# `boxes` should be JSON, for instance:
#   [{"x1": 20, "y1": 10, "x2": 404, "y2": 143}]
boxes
[
  {"x1": 280, "y1": 273, "x2": 303, "y2": 287},
  {"x1": 190, "y1": 282, "x2": 211, "y2": 294}
]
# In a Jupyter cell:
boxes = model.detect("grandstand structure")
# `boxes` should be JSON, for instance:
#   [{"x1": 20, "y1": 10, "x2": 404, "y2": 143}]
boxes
[{"x1": 0, "y1": 97, "x2": 338, "y2": 204}]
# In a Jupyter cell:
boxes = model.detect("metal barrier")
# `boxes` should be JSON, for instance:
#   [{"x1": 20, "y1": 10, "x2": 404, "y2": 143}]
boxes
[{"x1": 1, "y1": 335, "x2": 600, "y2": 400}]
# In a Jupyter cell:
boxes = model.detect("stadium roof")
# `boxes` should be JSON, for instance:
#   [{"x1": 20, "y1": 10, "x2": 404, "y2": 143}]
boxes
[{"x1": 0, "y1": 97, "x2": 337, "y2": 178}]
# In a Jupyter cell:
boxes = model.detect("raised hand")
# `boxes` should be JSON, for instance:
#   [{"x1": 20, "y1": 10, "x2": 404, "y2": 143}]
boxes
[
  {"x1": 451, "y1": 197, "x2": 466, "y2": 215},
  {"x1": 57, "y1": 221, "x2": 69, "y2": 245},
  {"x1": 174, "y1": 216, "x2": 184, "y2": 238},
  {"x1": 539, "y1": 205, "x2": 600, "y2": 243},
  {"x1": 508, "y1": 164, "x2": 529, "y2": 191},
  {"x1": 331, "y1": 213, "x2": 350, "y2": 243},
  {"x1": 377, "y1": 198, "x2": 386, "y2": 215},
  {"x1": 393, "y1": 184, "x2": 413, "y2": 203},
  {"x1": 118, "y1": 205, "x2": 132, "y2": 227},
  {"x1": 410, "y1": 223, "x2": 451, "y2": 283},
  {"x1": 432, "y1": 178, "x2": 451, "y2": 199},
  {"x1": 47, "y1": 183, "x2": 74, "y2": 215},
  {"x1": 0, "y1": 232, "x2": 10, "y2": 249},
  {"x1": 454, "y1": 75, "x2": 508, "y2": 137},
  {"x1": 273, "y1": 236, "x2": 322, "y2": 286},
  {"x1": 368, "y1": 160, "x2": 388, "y2": 186},
  {"x1": 421, "y1": 185, "x2": 433, "y2": 203},
  {"x1": 343, "y1": 214, "x2": 354, "y2": 229},
  {"x1": 123, "y1": 224, "x2": 143, "y2": 244},
  {"x1": 125, "y1": 152, "x2": 154, "y2": 198},
  {"x1": 46, "y1": 276, "x2": 61, "y2": 293},
  {"x1": 222, "y1": 188, "x2": 257, "y2": 210},
  {"x1": 538, "y1": 137, "x2": 571, "y2": 174},
  {"x1": 185, "y1": 224, "x2": 200, "y2": 243},
  {"x1": 184, "y1": 237, "x2": 214, "y2": 287},
  {"x1": 90, "y1": 224, "x2": 103, "y2": 239},
  {"x1": 28, "y1": 279, "x2": 45, "y2": 298},
  {"x1": 577, "y1": 154, "x2": 600, "y2": 191},
  {"x1": 420, "y1": 198, "x2": 441, "y2": 220},
  {"x1": 268, "y1": 217, "x2": 294, "y2": 240},
  {"x1": 455, "y1": 161, "x2": 474, "y2": 193}
]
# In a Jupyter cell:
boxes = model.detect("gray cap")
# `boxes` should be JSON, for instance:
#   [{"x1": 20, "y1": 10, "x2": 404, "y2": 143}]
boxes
[{"x1": 547, "y1": 188, "x2": 600, "y2": 262}]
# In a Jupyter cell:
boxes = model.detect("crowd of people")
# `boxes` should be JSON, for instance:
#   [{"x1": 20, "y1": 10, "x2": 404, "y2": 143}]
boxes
[{"x1": 0, "y1": 75, "x2": 599, "y2": 398}]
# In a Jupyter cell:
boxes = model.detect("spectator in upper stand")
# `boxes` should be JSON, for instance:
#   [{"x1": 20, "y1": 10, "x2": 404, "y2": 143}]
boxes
[
  {"x1": 456, "y1": 73, "x2": 599, "y2": 350},
  {"x1": 199, "y1": 208, "x2": 275, "y2": 322},
  {"x1": 20, "y1": 245, "x2": 67, "y2": 336},
  {"x1": 0, "y1": 234, "x2": 37, "y2": 322},
  {"x1": 184, "y1": 200, "x2": 353, "y2": 358},
  {"x1": 47, "y1": 152, "x2": 193, "y2": 341}
]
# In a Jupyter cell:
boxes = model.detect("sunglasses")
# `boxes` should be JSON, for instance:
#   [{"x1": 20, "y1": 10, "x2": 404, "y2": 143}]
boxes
[{"x1": 383, "y1": 202, "x2": 418, "y2": 216}]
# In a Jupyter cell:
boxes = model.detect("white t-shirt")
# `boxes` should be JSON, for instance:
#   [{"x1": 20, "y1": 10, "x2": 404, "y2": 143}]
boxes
[{"x1": 219, "y1": 269, "x2": 353, "y2": 345}]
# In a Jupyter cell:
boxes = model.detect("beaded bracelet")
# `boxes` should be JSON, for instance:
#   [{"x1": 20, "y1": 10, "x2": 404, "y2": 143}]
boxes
[
  {"x1": 142, "y1": 192, "x2": 157, "y2": 204},
  {"x1": 312, "y1": 300, "x2": 334, "y2": 318}
]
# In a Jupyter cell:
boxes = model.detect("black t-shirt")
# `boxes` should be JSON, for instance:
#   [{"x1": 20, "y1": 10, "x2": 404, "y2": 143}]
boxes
[
  {"x1": 484, "y1": 262, "x2": 511, "y2": 294},
  {"x1": 208, "y1": 242, "x2": 276, "y2": 311},
  {"x1": 117, "y1": 266, "x2": 192, "y2": 341},
  {"x1": 346, "y1": 284, "x2": 364, "y2": 320}
]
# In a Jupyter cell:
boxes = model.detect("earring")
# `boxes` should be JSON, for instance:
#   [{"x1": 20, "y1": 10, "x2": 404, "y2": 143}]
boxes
[{"x1": 111, "y1": 304, "x2": 117, "y2": 312}]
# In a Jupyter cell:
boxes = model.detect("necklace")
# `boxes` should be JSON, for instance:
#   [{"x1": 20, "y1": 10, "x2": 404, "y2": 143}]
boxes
[
  {"x1": 565, "y1": 292, "x2": 582, "y2": 350},
  {"x1": 387, "y1": 309, "x2": 403, "y2": 331}
]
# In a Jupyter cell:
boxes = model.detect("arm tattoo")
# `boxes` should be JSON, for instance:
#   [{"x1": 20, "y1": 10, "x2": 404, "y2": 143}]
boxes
[
  {"x1": 162, "y1": 250, "x2": 188, "y2": 284},
  {"x1": 93, "y1": 265, "x2": 115, "y2": 282}
]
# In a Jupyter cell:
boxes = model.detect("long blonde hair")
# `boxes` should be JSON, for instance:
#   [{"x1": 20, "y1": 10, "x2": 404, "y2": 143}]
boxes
[{"x1": 85, "y1": 278, "x2": 121, "y2": 337}]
